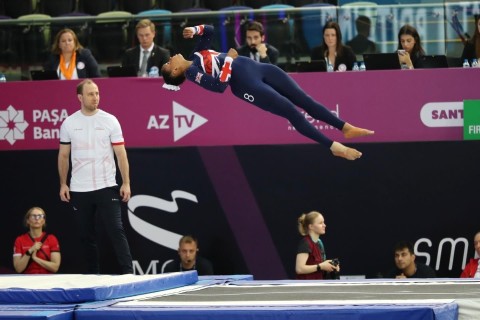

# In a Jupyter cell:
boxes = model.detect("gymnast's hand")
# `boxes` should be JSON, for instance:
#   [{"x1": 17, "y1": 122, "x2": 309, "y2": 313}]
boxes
[
  {"x1": 183, "y1": 27, "x2": 195, "y2": 39},
  {"x1": 227, "y1": 48, "x2": 238, "y2": 60}
]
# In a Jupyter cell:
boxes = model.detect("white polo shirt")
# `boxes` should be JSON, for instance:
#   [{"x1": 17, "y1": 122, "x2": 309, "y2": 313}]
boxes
[{"x1": 60, "y1": 109, "x2": 124, "y2": 192}]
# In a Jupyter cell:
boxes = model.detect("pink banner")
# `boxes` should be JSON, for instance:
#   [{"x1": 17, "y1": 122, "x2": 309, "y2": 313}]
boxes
[{"x1": 0, "y1": 68, "x2": 478, "y2": 151}]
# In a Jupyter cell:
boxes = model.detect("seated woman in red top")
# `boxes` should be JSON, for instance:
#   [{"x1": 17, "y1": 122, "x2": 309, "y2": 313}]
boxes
[
  {"x1": 13, "y1": 207, "x2": 61, "y2": 274},
  {"x1": 460, "y1": 231, "x2": 480, "y2": 278}
]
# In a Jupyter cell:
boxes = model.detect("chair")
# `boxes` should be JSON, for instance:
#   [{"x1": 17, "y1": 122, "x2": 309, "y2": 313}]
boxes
[
  {"x1": 14, "y1": 13, "x2": 52, "y2": 65},
  {"x1": 203, "y1": 0, "x2": 235, "y2": 11},
  {"x1": 162, "y1": 0, "x2": 198, "y2": 12},
  {"x1": 171, "y1": 7, "x2": 211, "y2": 56},
  {"x1": 39, "y1": 0, "x2": 76, "y2": 17},
  {"x1": 0, "y1": 0, "x2": 5, "y2": 16},
  {"x1": 119, "y1": 0, "x2": 155, "y2": 14},
  {"x1": 50, "y1": 11, "x2": 92, "y2": 48},
  {"x1": 91, "y1": 11, "x2": 133, "y2": 62},
  {"x1": 286, "y1": 0, "x2": 333, "y2": 6},
  {"x1": 4, "y1": 0, "x2": 35, "y2": 18},
  {"x1": 244, "y1": 0, "x2": 284, "y2": 9},
  {"x1": 217, "y1": 6, "x2": 254, "y2": 52},
  {"x1": 340, "y1": 2, "x2": 378, "y2": 18},
  {"x1": 0, "y1": 15, "x2": 15, "y2": 66},
  {"x1": 137, "y1": 9, "x2": 173, "y2": 49},
  {"x1": 79, "y1": 0, "x2": 115, "y2": 15},
  {"x1": 339, "y1": 2, "x2": 378, "y2": 54},
  {"x1": 258, "y1": 4, "x2": 297, "y2": 63},
  {"x1": 299, "y1": 3, "x2": 337, "y2": 52}
]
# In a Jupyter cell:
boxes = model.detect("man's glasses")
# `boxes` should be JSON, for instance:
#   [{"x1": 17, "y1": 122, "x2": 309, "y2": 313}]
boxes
[{"x1": 29, "y1": 214, "x2": 45, "y2": 220}]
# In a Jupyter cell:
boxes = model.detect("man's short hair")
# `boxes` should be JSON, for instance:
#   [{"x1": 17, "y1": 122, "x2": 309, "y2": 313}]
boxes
[
  {"x1": 179, "y1": 235, "x2": 198, "y2": 246},
  {"x1": 246, "y1": 20, "x2": 265, "y2": 36},
  {"x1": 77, "y1": 79, "x2": 95, "y2": 95},
  {"x1": 394, "y1": 241, "x2": 414, "y2": 255},
  {"x1": 136, "y1": 18, "x2": 155, "y2": 33}
]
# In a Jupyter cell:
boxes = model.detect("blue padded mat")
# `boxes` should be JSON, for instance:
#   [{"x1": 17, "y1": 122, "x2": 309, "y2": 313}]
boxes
[
  {"x1": 74, "y1": 302, "x2": 458, "y2": 320},
  {"x1": 0, "y1": 272, "x2": 197, "y2": 304},
  {"x1": 0, "y1": 310, "x2": 73, "y2": 320}
]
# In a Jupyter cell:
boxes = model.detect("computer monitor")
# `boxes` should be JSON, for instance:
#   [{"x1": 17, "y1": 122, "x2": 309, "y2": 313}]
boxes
[
  {"x1": 295, "y1": 60, "x2": 327, "y2": 72},
  {"x1": 30, "y1": 70, "x2": 59, "y2": 81},
  {"x1": 417, "y1": 55, "x2": 449, "y2": 69},
  {"x1": 362, "y1": 53, "x2": 402, "y2": 71},
  {"x1": 107, "y1": 65, "x2": 137, "y2": 78}
]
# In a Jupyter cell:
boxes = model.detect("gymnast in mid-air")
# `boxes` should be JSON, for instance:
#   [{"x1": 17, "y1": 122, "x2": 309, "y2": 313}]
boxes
[{"x1": 161, "y1": 25, "x2": 374, "y2": 160}]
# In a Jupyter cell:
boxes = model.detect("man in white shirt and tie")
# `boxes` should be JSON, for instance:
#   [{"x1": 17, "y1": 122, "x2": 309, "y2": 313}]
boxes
[{"x1": 122, "y1": 19, "x2": 170, "y2": 77}]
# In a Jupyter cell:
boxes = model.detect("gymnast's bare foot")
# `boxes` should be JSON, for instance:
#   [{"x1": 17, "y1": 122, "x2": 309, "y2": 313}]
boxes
[
  {"x1": 330, "y1": 141, "x2": 362, "y2": 160},
  {"x1": 342, "y1": 123, "x2": 374, "y2": 139}
]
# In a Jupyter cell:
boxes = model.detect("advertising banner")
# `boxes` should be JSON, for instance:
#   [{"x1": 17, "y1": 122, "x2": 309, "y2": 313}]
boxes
[
  {"x1": 463, "y1": 99, "x2": 480, "y2": 140},
  {"x1": 1, "y1": 68, "x2": 478, "y2": 151}
]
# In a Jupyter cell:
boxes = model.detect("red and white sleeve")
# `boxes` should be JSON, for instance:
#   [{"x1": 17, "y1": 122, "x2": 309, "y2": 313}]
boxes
[{"x1": 219, "y1": 57, "x2": 233, "y2": 83}]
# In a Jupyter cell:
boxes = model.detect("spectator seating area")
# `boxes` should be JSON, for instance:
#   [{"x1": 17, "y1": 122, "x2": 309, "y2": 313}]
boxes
[
  {"x1": 0, "y1": 0, "x2": 477, "y2": 80},
  {"x1": 0, "y1": 0, "x2": 334, "y2": 17}
]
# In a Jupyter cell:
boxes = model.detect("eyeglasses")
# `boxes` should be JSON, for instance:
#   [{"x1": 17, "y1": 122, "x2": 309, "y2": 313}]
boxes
[{"x1": 29, "y1": 214, "x2": 45, "y2": 220}]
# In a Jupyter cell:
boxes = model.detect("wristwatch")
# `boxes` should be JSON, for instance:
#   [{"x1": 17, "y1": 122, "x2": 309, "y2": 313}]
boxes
[
  {"x1": 316, "y1": 264, "x2": 321, "y2": 272},
  {"x1": 26, "y1": 250, "x2": 32, "y2": 256}
]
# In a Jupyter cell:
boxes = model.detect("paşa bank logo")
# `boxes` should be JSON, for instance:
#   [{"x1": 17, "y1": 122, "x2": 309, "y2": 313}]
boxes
[
  {"x1": 0, "y1": 105, "x2": 29, "y2": 145},
  {"x1": 147, "y1": 101, "x2": 208, "y2": 142}
]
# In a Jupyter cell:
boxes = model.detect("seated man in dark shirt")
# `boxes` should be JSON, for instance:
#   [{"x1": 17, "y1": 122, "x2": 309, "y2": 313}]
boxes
[
  {"x1": 386, "y1": 241, "x2": 436, "y2": 278},
  {"x1": 236, "y1": 20, "x2": 279, "y2": 65},
  {"x1": 163, "y1": 235, "x2": 213, "y2": 275}
]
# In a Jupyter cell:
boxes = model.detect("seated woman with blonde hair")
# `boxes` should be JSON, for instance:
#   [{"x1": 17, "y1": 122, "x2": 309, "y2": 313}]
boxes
[
  {"x1": 44, "y1": 28, "x2": 100, "y2": 80},
  {"x1": 295, "y1": 211, "x2": 339, "y2": 279},
  {"x1": 13, "y1": 207, "x2": 61, "y2": 274}
]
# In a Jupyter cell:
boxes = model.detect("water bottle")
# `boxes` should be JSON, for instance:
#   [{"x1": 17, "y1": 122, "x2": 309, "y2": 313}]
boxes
[
  {"x1": 463, "y1": 59, "x2": 470, "y2": 68},
  {"x1": 352, "y1": 62, "x2": 359, "y2": 72},
  {"x1": 0, "y1": 73, "x2": 6, "y2": 83},
  {"x1": 359, "y1": 62, "x2": 366, "y2": 71},
  {"x1": 471, "y1": 59, "x2": 478, "y2": 68},
  {"x1": 327, "y1": 63, "x2": 334, "y2": 72},
  {"x1": 148, "y1": 66, "x2": 159, "y2": 78}
]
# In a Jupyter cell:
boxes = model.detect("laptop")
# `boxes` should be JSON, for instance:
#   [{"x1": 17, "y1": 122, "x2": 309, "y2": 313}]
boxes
[
  {"x1": 446, "y1": 57, "x2": 462, "y2": 68},
  {"x1": 295, "y1": 60, "x2": 327, "y2": 72},
  {"x1": 30, "y1": 70, "x2": 59, "y2": 81},
  {"x1": 362, "y1": 53, "x2": 401, "y2": 71},
  {"x1": 107, "y1": 65, "x2": 137, "y2": 78},
  {"x1": 417, "y1": 55, "x2": 449, "y2": 69}
]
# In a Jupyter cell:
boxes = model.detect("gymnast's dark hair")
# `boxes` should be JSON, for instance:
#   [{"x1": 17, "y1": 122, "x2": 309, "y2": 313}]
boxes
[{"x1": 161, "y1": 66, "x2": 187, "y2": 86}]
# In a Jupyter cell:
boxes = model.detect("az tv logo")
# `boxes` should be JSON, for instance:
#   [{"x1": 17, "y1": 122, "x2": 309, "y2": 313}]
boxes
[
  {"x1": 148, "y1": 101, "x2": 208, "y2": 142},
  {"x1": 0, "y1": 105, "x2": 29, "y2": 145}
]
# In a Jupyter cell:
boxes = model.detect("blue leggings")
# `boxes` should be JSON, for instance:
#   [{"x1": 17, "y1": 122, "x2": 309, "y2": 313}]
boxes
[{"x1": 229, "y1": 57, "x2": 345, "y2": 147}]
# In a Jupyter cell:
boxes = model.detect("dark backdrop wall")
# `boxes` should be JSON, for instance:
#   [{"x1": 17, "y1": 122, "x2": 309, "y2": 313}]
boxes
[{"x1": 1, "y1": 141, "x2": 479, "y2": 278}]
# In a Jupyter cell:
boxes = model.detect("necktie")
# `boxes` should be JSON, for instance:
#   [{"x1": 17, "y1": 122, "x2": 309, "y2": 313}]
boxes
[{"x1": 139, "y1": 50, "x2": 148, "y2": 76}]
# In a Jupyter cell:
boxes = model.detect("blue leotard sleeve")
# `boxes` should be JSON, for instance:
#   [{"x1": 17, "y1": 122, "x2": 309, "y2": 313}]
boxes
[
  {"x1": 185, "y1": 25, "x2": 231, "y2": 93},
  {"x1": 191, "y1": 25, "x2": 214, "y2": 54}
]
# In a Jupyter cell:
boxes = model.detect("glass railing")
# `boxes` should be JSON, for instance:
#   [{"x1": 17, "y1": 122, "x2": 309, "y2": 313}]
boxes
[{"x1": 0, "y1": 1, "x2": 478, "y2": 80}]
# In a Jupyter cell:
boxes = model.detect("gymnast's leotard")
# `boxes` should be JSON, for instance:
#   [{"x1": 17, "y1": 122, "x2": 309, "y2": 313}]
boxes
[{"x1": 185, "y1": 25, "x2": 345, "y2": 147}]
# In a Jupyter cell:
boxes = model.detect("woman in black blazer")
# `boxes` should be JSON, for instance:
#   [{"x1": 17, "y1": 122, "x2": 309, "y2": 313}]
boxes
[
  {"x1": 44, "y1": 28, "x2": 101, "y2": 79},
  {"x1": 310, "y1": 21, "x2": 356, "y2": 71}
]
